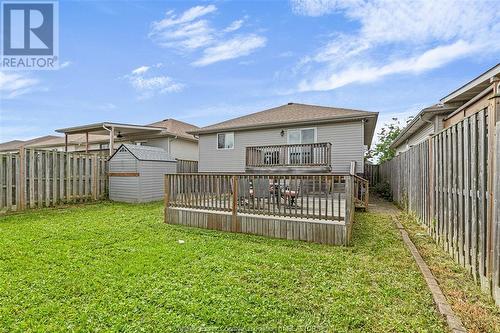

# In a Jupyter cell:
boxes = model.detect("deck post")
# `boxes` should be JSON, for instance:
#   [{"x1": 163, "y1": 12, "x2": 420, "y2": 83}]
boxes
[
  {"x1": 164, "y1": 174, "x2": 170, "y2": 224},
  {"x1": 231, "y1": 175, "x2": 238, "y2": 231},
  {"x1": 344, "y1": 175, "x2": 354, "y2": 245},
  {"x1": 345, "y1": 176, "x2": 353, "y2": 224},
  {"x1": 364, "y1": 179, "x2": 369, "y2": 210}
]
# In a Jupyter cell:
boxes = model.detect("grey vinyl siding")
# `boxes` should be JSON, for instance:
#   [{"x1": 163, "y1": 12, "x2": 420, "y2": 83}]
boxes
[
  {"x1": 170, "y1": 140, "x2": 198, "y2": 161},
  {"x1": 145, "y1": 138, "x2": 199, "y2": 161},
  {"x1": 109, "y1": 147, "x2": 177, "y2": 203},
  {"x1": 110, "y1": 177, "x2": 140, "y2": 202},
  {"x1": 137, "y1": 160, "x2": 176, "y2": 202},
  {"x1": 108, "y1": 149, "x2": 138, "y2": 172},
  {"x1": 394, "y1": 121, "x2": 435, "y2": 155},
  {"x1": 198, "y1": 121, "x2": 365, "y2": 174},
  {"x1": 143, "y1": 137, "x2": 170, "y2": 152}
]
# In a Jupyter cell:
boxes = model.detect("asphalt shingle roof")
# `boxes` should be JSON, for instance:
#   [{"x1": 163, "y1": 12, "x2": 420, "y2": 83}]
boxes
[
  {"x1": 116, "y1": 144, "x2": 176, "y2": 162},
  {"x1": 190, "y1": 103, "x2": 378, "y2": 134},
  {"x1": 147, "y1": 119, "x2": 199, "y2": 140}
]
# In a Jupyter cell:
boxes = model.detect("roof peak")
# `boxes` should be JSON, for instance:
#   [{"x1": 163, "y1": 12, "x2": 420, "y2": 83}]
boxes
[{"x1": 191, "y1": 103, "x2": 377, "y2": 134}]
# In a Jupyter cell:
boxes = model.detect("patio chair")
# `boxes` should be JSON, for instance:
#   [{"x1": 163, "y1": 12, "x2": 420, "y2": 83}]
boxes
[
  {"x1": 250, "y1": 178, "x2": 271, "y2": 210},
  {"x1": 282, "y1": 179, "x2": 301, "y2": 207},
  {"x1": 237, "y1": 178, "x2": 251, "y2": 205}
]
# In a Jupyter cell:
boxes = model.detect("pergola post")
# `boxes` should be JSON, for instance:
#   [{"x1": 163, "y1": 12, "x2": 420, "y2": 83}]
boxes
[
  {"x1": 64, "y1": 134, "x2": 68, "y2": 152},
  {"x1": 109, "y1": 126, "x2": 115, "y2": 156}
]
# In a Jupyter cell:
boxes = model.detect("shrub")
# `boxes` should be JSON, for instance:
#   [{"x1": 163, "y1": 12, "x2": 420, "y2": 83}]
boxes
[{"x1": 374, "y1": 181, "x2": 392, "y2": 200}]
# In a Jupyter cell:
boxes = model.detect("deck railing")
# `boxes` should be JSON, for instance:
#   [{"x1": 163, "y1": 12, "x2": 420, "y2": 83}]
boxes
[
  {"x1": 165, "y1": 173, "x2": 354, "y2": 222},
  {"x1": 245, "y1": 143, "x2": 332, "y2": 168},
  {"x1": 353, "y1": 175, "x2": 369, "y2": 209}
]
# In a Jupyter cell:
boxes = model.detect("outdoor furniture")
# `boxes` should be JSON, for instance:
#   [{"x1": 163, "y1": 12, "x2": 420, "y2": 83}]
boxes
[
  {"x1": 236, "y1": 178, "x2": 251, "y2": 205},
  {"x1": 282, "y1": 179, "x2": 301, "y2": 207}
]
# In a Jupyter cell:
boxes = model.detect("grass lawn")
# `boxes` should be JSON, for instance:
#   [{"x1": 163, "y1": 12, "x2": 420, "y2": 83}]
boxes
[{"x1": 0, "y1": 202, "x2": 446, "y2": 332}]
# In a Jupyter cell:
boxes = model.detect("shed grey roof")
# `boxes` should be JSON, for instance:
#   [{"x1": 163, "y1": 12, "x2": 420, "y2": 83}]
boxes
[{"x1": 112, "y1": 144, "x2": 176, "y2": 162}]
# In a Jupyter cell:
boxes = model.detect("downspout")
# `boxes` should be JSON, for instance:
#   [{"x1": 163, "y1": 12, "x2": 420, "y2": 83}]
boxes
[{"x1": 420, "y1": 114, "x2": 436, "y2": 137}]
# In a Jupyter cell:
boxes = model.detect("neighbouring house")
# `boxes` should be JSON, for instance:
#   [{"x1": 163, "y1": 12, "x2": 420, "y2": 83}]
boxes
[
  {"x1": 190, "y1": 103, "x2": 378, "y2": 174},
  {"x1": 391, "y1": 104, "x2": 457, "y2": 155},
  {"x1": 33, "y1": 118, "x2": 201, "y2": 161},
  {"x1": 391, "y1": 63, "x2": 500, "y2": 155},
  {"x1": 0, "y1": 135, "x2": 61, "y2": 153}
]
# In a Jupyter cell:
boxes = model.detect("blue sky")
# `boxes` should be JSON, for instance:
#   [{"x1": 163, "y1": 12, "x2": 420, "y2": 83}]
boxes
[{"x1": 1, "y1": 0, "x2": 499, "y2": 142}]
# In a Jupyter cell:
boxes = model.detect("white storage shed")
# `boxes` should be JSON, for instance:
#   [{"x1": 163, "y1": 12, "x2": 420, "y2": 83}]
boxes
[{"x1": 109, "y1": 144, "x2": 176, "y2": 203}]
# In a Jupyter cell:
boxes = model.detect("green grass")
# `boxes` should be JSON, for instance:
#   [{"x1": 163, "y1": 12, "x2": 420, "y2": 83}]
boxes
[{"x1": 0, "y1": 202, "x2": 446, "y2": 332}]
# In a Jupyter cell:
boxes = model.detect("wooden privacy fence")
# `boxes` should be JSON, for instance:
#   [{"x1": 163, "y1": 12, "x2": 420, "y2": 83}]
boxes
[
  {"x1": 372, "y1": 107, "x2": 500, "y2": 306},
  {"x1": 176, "y1": 159, "x2": 198, "y2": 173},
  {"x1": 164, "y1": 173, "x2": 359, "y2": 245},
  {"x1": 0, "y1": 148, "x2": 108, "y2": 212}
]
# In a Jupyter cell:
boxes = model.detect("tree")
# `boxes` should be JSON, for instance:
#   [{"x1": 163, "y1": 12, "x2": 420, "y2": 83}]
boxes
[{"x1": 367, "y1": 117, "x2": 411, "y2": 164}]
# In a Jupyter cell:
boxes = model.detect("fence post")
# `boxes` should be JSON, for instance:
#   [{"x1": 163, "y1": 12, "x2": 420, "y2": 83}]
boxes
[
  {"x1": 232, "y1": 175, "x2": 238, "y2": 231},
  {"x1": 164, "y1": 174, "x2": 170, "y2": 224},
  {"x1": 92, "y1": 156, "x2": 98, "y2": 200},
  {"x1": 18, "y1": 147, "x2": 26, "y2": 210},
  {"x1": 428, "y1": 137, "x2": 434, "y2": 227},
  {"x1": 489, "y1": 76, "x2": 500, "y2": 304}
]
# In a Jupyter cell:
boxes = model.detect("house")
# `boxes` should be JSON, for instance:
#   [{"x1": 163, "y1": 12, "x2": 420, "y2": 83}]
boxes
[
  {"x1": 391, "y1": 104, "x2": 457, "y2": 155},
  {"x1": 0, "y1": 135, "x2": 62, "y2": 153},
  {"x1": 189, "y1": 103, "x2": 378, "y2": 174},
  {"x1": 47, "y1": 119, "x2": 199, "y2": 161},
  {"x1": 391, "y1": 63, "x2": 500, "y2": 155}
]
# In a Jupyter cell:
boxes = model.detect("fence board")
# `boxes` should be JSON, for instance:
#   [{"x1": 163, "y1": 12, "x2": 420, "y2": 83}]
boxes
[
  {"x1": 371, "y1": 107, "x2": 499, "y2": 306},
  {"x1": 0, "y1": 150, "x2": 107, "y2": 213}
]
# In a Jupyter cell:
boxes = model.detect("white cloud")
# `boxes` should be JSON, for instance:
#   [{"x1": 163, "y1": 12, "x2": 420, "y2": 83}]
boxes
[
  {"x1": 291, "y1": 0, "x2": 500, "y2": 92},
  {"x1": 291, "y1": 0, "x2": 351, "y2": 16},
  {"x1": 125, "y1": 65, "x2": 183, "y2": 99},
  {"x1": 299, "y1": 40, "x2": 476, "y2": 91},
  {"x1": 224, "y1": 19, "x2": 244, "y2": 32},
  {"x1": 0, "y1": 72, "x2": 40, "y2": 99},
  {"x1": 132, "y1": 65, "x2": 150, "y2": 75},
  {"x1": 129, "y1": 76, "x2": 183, "y2": 93},
  {"x1": 60, "y1": 61, "x2": 72, "y2": 69},
  {"x1": 151, "y1": 5, "x2": 217, "y2": 31},
  {"x1": 193, "y1": 35, "x2": 267, "y2": 67},
  {"x1": 149, "y1": 5, "x2": 265, "y2": 65}
]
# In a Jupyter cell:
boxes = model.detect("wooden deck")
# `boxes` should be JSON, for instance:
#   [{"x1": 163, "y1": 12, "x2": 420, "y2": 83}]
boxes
[{"x1": 164, "y1": 174, "x2": 368, "y2": 246}]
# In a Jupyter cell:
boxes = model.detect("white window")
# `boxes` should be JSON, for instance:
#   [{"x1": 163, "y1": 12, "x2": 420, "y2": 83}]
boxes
[
  {"x1": 286, "y1": 128, "x2": 317, "y2": 164},
  {"x1": 217, "y1": 132, "x2": 234, "y2": 150},
  {"x1": 287, "y1": 128, "x2": 317, "y2": 144}
]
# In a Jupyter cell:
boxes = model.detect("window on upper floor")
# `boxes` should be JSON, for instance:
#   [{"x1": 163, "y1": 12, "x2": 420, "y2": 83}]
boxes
[
  {"x1": 287, "y1": 128, "x2": 317, "y2": 144},
  {"x1": 217, "y1": 132, "x2": 234, "y2": 150}
]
